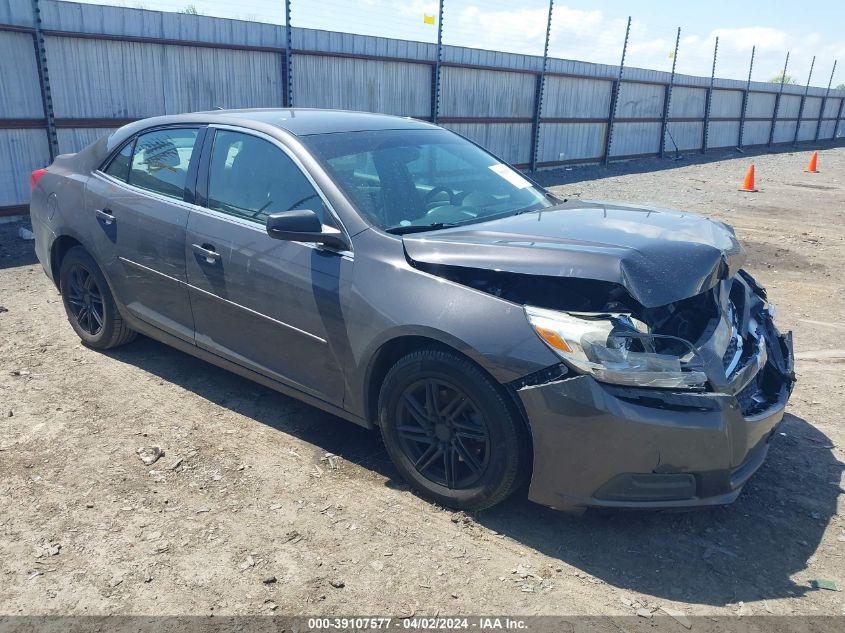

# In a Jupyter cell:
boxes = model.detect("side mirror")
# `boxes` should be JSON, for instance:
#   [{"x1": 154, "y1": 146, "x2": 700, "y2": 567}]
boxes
[{"x1": 266, "y1": 210, "x2": 348, "y2": 250}]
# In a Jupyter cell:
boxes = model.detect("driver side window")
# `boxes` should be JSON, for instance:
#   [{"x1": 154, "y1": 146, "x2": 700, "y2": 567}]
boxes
[{"x1": 207, "y1": 130, "x2": 325, "y2": 224}]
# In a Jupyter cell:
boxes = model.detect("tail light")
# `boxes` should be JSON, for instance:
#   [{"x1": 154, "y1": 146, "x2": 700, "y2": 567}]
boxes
[{"x1": 30, "y1": 168, "x2": 48, "y2": 192}]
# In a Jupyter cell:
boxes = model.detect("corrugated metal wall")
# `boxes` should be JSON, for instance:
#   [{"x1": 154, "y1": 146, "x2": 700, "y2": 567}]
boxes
[
  {"x1": 0, "y1": 25, "x2": 50, "y2": 206},
  {"x1": 0, "y1": 130, "x2": 51, "y2": 206},
  {"x1": 612, "y1": 82, "x2": 664, "y2": 157},
  {"x1": 293, "y1": 56, "x2": 431, "y2": 118},
  {"x1": 46, "y1": 36, "x2": 284, "y2": 133},
  {"x1": 1, "y1": 0, "x2": 844, "y2": 212},
  {"x1": 538, "y1": 76, "x2": 612, "y2": 163}
]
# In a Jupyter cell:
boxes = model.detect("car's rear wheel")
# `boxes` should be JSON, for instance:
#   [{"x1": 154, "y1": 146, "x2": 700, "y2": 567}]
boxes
[
  {"x1": 59, "y1": 246, "x2": 136, "y2": 349},
  {"x1": 378, "y1": 349, "x2": 530, "y2": 511}
]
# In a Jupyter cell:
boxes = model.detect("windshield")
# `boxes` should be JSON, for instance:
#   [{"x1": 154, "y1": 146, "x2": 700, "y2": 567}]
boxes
[{"x1": 303, "y1": 128, "x2": 554, "y2": 233}]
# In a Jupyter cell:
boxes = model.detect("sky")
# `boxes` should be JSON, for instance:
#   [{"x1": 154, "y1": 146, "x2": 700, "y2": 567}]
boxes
[{"x1": 74, "y1": 0, "x2": 844, "y2": 86}]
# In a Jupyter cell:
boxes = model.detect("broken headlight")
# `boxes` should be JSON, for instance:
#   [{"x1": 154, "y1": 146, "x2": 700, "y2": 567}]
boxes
[{"x1": 524, "y1": 306, "x2": 708, "y2": 389}]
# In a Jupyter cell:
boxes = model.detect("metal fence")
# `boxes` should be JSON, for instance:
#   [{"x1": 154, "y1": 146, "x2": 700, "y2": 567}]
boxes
[{"x1": 1, "y1": 0, "x2": 844, "y2": 216}]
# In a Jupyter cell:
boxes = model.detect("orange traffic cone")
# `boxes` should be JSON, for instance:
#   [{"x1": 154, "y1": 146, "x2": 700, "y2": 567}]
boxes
[
  {"x1": 805, "y1": 151, "x2": 819, "y2": 173},
  {"x1": 739, "y1": 164, "x2": 758, "y2": 192}
]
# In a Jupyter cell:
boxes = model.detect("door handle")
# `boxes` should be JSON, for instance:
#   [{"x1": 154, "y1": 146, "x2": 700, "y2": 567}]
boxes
[
  {"x1": 95, "y1": 208, "x2": 115, "y2": 225},
  {"x1": 192, "y1": 243, "x2": 221, "y2": 264}
]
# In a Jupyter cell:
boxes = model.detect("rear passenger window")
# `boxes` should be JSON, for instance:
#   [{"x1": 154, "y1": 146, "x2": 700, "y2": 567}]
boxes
[
  {"x1": 103, "y1": 140, "x2": 134, "y2": 182},
  {"x1": 207, "y1": 130, "x2": 325, "y2": 224},
  {"x1": 129, "y1": 128, "x2": 199, "y2": 200}
]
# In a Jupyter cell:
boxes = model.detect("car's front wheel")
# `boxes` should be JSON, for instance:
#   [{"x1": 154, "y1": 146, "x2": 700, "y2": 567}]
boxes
[
  {"x1": 59, "y1": 246, "x2": 136, "y2": 349},
  {"x1": 378, "y1": 349, "x2": 530, "y2": 511}
]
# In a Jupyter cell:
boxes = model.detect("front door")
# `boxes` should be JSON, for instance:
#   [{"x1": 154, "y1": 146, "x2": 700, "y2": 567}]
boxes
[
  {"x1": 185, "y1": 128, "x2": 351, "y2": 406},
  {"x1": 86, "y1": 126, "x2": 203, "y2": 341}
]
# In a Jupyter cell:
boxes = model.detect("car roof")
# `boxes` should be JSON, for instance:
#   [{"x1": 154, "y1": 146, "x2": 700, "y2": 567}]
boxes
[{"x1": 194, "y1": 108, "x2": 438, "y2": 136}]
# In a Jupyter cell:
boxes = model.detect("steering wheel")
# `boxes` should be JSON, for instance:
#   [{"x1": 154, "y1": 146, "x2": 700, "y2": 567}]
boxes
[{"x1": 423, "y1": 186, "x2": 455, "y2": 209}]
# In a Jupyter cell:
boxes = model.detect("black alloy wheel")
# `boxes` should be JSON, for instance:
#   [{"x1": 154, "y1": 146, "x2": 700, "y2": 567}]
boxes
[
  {"x1": 378, "y1": 349, "x2": 530, "y2": 511},
  {"x1": 59, "y1": 246, "x2": 136, "y2": 349},
  {"x1": 64, "y1": 263, "x2": 104, "y2": 336},
  {"x1": 396, "y1": 378, "x2": 490, "y2": 489}
]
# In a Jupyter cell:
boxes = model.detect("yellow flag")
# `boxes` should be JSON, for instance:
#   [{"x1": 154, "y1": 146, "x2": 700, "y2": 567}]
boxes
[
  {"x1": 668, "y1": 51, "x2": 675, "y2": 59},
  {"x1": 423, "y1": 13, "x2": 435, "y2": 25}
]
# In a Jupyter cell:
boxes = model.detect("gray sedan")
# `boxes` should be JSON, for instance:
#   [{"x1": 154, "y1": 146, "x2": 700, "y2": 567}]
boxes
[{"x1": 28, "y1": 109, "x2": 794, "y2": 512}]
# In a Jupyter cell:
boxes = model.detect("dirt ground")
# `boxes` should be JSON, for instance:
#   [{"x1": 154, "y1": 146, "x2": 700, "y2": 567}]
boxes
[{"x1": 1, "y1": 144, "x2": 844, "y2": 619}]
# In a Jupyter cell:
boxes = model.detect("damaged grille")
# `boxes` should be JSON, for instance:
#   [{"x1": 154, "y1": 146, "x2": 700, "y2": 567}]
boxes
[{"x1": 645, "y1": 289, "x2": 720, "y2": 345}]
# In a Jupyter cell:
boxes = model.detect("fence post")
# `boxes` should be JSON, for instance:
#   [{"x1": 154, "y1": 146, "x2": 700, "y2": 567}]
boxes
[
  {"x1": 659, "y1": 27, "x2": 681, "y2": 159},
  {"x1": 768, "y1": 51, "x2": 789, "y2": 148},
  {"x1": 603, "y1": 16, "x2": 631, "y2": 166},
  {"x1": 793, "y1": 55, "x2": 815, "y2": 144},
  {"x1": 431, "y1": 0, "x2": 445, "y2": 124},
  {"x1": 284, "y1": 0, "x2": 293, "y2": 107},
  {"x1": 814, "y1": 60, "x2": 836, "y2": 141},
  {"x1": 702, "y1": 36, "x2": 718, "y2": 153},
  {"x1": 30, "y1": 0, "x2": 58, "y2": 160},
  {"x1": 737, "y1": 45, "x2": 755, "y2": 148},
  {"x1": 836, "y1": 96, "x2": 845, "y2": 139},
  {"x1": 530, "y1": 0, "x2": 553, "y2": 174}
]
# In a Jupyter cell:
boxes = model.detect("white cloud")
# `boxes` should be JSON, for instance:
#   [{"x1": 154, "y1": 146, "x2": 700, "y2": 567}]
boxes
[{"x1": 712, "y1": 27, "x2": 788, "y2": 51}]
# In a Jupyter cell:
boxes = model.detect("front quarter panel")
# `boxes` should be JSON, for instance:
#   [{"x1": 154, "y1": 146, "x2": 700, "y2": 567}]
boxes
[{"x1": 343, "y1": 228, "x2": 561, "y2": 419}]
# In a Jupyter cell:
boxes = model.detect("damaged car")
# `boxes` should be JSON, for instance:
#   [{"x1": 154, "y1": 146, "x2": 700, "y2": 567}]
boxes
[{"x1": 29, "y1": 109, "x2": 795, "y2": 512}]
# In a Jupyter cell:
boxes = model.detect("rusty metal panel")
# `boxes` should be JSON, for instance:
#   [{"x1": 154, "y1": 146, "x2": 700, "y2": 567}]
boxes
[
  {"x1": 293, "y1": 55, "x2": 430, "y2": 117},
  {"x1": 538, "y1": 122, "x2": 605, "y2": 163},
  {"x1": 669, "y1": 87, "x2": 706, "y2": 118},
  {"x1": 440, "y1": 67, "x2": 535, "y2": 118},
  {"x1": 543, "y1": 77, "x2": 611, "y2": 118},
  {"x1": 610, "y1": 122, "x2": 661, "y2": 157},
  {"x1": 615, "y1": 82, "x2": 664, "y2": 118},
  {"x1": 0, "y1": 31, "x2": 44, "y2": 118},
  {"x1": 442, "y1": 122, "x2": 532, "y2": 165},
  {"x1": 0, "y1": 129, "x2": 50, "y2": 206}
]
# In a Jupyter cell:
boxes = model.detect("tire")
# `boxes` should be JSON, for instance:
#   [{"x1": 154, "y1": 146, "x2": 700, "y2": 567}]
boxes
[
  {"x1": 59, "y1": 246, "x2": 136, "y2": 349},
  {"x1": 378, "y1": 349, "x2": 530, "y2": 511}
]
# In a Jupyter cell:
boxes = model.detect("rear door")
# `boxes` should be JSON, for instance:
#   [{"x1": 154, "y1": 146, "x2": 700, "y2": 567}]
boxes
[
  {"x1": 184, "y1": 126, "x2": 352, "y2": 406},
  {"x1": 86, "y1": 126, "x2": 203, "y2": 341}
]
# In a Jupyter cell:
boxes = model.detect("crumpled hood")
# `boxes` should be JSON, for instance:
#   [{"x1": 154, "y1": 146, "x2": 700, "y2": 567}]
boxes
[{"x1": 402, "y1": 200, "x2": 745, "y2": 308}]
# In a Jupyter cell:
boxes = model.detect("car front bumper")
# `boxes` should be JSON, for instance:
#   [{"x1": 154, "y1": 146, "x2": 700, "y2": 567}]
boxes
[{"x1": 518, "y1": 327, "x2": 794, "y2": 512}]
